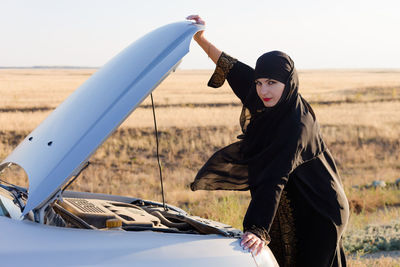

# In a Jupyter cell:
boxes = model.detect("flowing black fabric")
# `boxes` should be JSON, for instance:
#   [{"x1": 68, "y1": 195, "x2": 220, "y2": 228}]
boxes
[{"x1": 191, "y1": 51, "x2": 349, "y2": 266}]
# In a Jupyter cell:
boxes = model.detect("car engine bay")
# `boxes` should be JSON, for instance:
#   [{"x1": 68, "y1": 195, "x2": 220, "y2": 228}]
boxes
[
  {"x1": 0, "y1": 184, "x2": 241, "y2": 238},
  {"x1": 57, "y1": 196, "x2": 240, "y2": 235}
]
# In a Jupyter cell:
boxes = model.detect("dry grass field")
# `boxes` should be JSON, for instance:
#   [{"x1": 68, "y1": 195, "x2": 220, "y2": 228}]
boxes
[{"x1": 1, "y1": 68, "x2": 400, "y2": 266}]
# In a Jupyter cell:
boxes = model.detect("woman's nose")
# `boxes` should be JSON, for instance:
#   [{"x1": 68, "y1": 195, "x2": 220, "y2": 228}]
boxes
[{"x1": 260, "y1": 84, "x2": 269, "y2": 95}]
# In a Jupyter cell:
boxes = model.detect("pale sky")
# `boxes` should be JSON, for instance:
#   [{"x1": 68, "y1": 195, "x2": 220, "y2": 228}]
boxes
[{"x1": 1, "y1": 0, "x2": 399, "y2": 69}]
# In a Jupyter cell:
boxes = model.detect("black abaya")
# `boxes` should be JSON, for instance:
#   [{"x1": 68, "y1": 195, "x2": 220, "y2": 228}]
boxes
[{"x1": 191, "y1": 52, "x2": 349, "y2": 267}]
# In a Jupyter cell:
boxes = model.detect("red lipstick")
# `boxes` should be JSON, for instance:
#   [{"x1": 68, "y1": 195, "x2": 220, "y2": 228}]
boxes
[{"x1": 263, "y1": 97, "x2": 272, "y2": 102}]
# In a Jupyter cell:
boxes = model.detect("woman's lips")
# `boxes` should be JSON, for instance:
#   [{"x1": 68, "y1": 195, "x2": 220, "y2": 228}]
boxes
[{"x1": 263, "y1": 97, "x2": 272, "y2": 102}]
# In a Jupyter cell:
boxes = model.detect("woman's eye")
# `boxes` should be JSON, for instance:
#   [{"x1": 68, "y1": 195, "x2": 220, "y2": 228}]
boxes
[
  {"x1": 268, "y1": 81, "x2": 276, "y2": 85},
  {"x1": 255, "y1": 81, "x2": 261, "y2": 86}
]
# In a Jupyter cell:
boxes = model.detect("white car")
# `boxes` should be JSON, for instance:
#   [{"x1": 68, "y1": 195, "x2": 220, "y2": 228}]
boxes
[{"x1": 0, "y1": 21, "x2": 278, "y2": 267}]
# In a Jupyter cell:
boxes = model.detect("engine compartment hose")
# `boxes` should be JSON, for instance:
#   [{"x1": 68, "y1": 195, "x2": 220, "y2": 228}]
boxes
[{"x1": 150, "y1": 210, "x2": 189, "y2": 229}]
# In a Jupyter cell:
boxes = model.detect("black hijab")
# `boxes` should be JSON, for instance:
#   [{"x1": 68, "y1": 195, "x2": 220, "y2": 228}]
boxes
[{"x1": 191, "y1": 51, "x2": 325, "y2": 191}]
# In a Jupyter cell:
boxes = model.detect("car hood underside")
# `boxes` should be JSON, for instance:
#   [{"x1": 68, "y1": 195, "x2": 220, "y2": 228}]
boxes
[{"x1": 0, "y1": 21, "x2": 204, "y2": 217}]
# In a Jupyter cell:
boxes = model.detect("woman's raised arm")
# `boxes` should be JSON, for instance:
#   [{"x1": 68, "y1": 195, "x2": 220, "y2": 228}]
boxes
[{"x1": 186, "y1": 15, "x2": 222, "y2": 64}]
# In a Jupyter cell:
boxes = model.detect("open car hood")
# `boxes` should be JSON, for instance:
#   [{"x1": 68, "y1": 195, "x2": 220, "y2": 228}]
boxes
[{"x1": 0, "y1": 21, "x2": 204, "y2": 217}]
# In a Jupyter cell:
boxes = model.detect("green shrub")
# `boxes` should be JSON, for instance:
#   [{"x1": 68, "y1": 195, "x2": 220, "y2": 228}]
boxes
[{"x1": 343, "y1": 220, "x2": 400, "y2": 254}]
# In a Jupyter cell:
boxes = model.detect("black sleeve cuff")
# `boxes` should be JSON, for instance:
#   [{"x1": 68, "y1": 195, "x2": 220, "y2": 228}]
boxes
[
  {"x1": 244, "y1": 225, "x2": 271, "y2": 243},
  {"x1": 207, "y1": 52, "x2": 238, "y2": 88}
]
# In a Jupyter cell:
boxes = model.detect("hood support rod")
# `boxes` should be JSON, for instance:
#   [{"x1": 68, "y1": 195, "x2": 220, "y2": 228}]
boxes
[{"x1": 150, "y1": 93, "x2": 167, "y2": 211}]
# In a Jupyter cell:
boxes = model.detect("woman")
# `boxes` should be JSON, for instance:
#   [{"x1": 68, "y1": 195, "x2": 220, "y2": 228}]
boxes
[{"x1": 187, "y1": 15, "x2": 350, "y2": 266}]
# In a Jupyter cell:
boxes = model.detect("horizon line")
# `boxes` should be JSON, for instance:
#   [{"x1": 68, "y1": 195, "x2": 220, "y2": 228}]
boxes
[{"x1": 1, "y1": 66, "x2": 400, "y2": 72}]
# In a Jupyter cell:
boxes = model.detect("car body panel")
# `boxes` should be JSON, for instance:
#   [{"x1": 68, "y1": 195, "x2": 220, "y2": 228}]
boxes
[
  {"x1": 0, "y1": 216, "x2": 256, "y2": 267},
  {"x1": 0, "y1": 21, "x2": 204, "y2": 216},
  {"x1": 0, "y1": 198, "x2": 278, "y2": 267}
]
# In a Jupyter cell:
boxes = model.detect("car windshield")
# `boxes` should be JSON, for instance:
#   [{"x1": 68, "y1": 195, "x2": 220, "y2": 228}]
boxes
[
  {"x1": 0, "y1": 187, "x2": 22, "y2": 219},
  {"x1": 0, "y1": 198, "x2": 10, "y2": 217}
]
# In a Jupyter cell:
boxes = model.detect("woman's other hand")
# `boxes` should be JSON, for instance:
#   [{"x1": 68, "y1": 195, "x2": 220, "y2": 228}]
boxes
[
  {"x1": 186, "y1": 15, "x2": 205, "y2": 41},
  {"x1": 240, "y1": 231, "x2": 267, "y2": 256}
]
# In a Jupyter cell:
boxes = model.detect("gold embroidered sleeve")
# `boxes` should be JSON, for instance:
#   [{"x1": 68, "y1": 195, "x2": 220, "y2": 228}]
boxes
[{"x1": 207, "y1": 52, "x2": 238, "y2": 88}]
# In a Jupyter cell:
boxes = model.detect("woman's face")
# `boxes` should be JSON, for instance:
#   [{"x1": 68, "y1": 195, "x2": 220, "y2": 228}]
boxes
[{"x1": 255, "y1": 78, "x2": 285, "y2": 107}]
